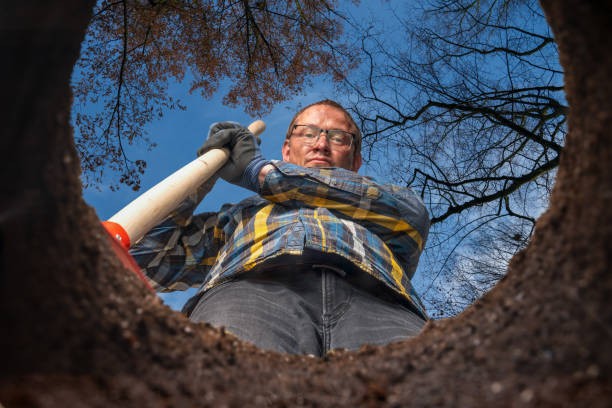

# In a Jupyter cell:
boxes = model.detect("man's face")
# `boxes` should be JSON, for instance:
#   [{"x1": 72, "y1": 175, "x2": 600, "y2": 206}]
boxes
[{"x1": 282, "y1": 105, "x2": 362, "y2": 171}]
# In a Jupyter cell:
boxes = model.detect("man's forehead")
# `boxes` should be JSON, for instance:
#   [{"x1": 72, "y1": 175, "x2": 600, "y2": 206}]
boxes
[{"x1": 296, "y1": 105, "x2": 350, "y2": 124}]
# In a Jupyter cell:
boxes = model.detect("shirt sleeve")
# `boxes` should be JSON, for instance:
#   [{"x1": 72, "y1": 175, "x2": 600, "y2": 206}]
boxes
[
  {"x1": 129, "y1": 176, "x2": 228, "y2": 292},
  {"x1": 260, "y1": 161, "x2": 430, "y2": 270}
]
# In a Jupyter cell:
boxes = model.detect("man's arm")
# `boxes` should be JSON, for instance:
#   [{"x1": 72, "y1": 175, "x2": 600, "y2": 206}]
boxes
[
  {"x1": 129, "y1": 176, "x2": 228, "y2": 292},
  {"x1": 130, "y1": 121, "x2": 265, "y2": 291}
]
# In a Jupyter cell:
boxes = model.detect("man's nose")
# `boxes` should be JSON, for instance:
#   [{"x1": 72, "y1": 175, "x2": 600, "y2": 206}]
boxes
[{"x1": 313, "y1": 131, "x2": 330, "y2": 150}]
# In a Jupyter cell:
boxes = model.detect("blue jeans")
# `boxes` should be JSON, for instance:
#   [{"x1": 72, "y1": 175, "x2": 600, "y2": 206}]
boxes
[{"x1": 188, "y1": 265, "x2": 426, "y2": 356}]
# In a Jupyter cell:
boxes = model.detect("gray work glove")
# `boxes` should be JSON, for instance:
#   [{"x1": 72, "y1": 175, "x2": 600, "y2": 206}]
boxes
[{"x1": 197, "y1": 122, "x2": 270, "y2": 192}]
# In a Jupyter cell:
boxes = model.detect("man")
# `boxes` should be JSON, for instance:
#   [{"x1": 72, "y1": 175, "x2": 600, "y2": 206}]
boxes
[{"x1": 130, "y1": 99, "x2": 430, "y2": 356}]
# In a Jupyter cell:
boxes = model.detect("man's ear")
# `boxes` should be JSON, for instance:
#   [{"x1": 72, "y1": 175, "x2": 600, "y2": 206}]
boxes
[
  {"x1": 282, "y1": 139, "x2": 291, "y2": 162},
  {"x1": 352, "y1": 150, "x2": 362, "y2": 172}
]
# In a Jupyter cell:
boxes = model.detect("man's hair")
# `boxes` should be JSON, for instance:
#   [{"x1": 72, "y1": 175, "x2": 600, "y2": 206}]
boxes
[{"x1": 285, "y1": 99, "x2": 362, "y2": 153}]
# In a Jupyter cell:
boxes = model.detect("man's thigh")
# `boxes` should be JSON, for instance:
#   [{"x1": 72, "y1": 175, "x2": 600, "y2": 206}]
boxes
[
  {"x1": 329, "y1": 281, "x2": 426, "y2": 351},
  {"x1": 189, "y1": 278, "x2": 322, "y2": 355}
]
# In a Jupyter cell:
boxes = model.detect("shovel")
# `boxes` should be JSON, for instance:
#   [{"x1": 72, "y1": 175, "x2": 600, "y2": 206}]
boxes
[{"x1": 101, "y1": 120, "x2": 266, "y2": 288}]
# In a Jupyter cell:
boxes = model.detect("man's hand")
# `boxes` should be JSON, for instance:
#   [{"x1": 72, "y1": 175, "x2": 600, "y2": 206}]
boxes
[{"x1": 198, "y1": 122, "x2": 270, "y2": 192}]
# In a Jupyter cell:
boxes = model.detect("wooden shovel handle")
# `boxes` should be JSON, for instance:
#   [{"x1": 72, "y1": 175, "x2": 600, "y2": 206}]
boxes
[{"x1": 105, "y1": 120, "x2": 265, "y2": 248}]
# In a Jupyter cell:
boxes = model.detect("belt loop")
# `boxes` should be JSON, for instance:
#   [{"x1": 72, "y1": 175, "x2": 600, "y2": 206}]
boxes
[{"x1": 313, "y1": 264, "x2": 346, "y2": 277}]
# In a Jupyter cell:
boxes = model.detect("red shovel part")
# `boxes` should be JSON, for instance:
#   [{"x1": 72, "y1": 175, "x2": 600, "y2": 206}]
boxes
[{"x1": 102, "y1": 221, "x2": 154, "y2": 292}]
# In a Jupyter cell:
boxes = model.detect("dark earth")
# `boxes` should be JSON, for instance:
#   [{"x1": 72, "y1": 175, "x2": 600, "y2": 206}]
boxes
[{"x1": 1, "y1": 1, "x2": 611, "y2": 406}]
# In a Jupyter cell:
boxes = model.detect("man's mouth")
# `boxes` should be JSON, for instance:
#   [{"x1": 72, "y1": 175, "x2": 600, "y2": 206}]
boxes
[{"x1": 307, "y1": 157, "x2": 332, "y2": 166}]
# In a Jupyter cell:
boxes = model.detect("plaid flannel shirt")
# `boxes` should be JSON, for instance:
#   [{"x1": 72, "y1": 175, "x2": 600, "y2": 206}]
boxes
[{"x1": 130, "y1": 161, "x2": 430, "y2": 317}]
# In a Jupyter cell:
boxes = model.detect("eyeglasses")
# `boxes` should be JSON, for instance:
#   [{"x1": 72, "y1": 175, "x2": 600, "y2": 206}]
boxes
[{"x1": 290, "y1": 124, "x2": 355, "y2": 150}]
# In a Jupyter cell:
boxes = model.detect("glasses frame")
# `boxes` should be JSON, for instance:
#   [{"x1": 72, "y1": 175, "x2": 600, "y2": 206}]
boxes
[{"x1": 290, "y1": 124, "x2": 355, "y2": 150}]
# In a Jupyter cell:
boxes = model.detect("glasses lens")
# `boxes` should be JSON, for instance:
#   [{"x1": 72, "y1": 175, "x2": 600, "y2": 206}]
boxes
[
  {"x1": 327, "y1": 130, "x2": 352, "y2": 146},
  {"x1": 293, "y1": 125, "x2": 353, "y2": 150},
  {"x1": 302, "y1": 125, "x2": 318, "y2": 140}
]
